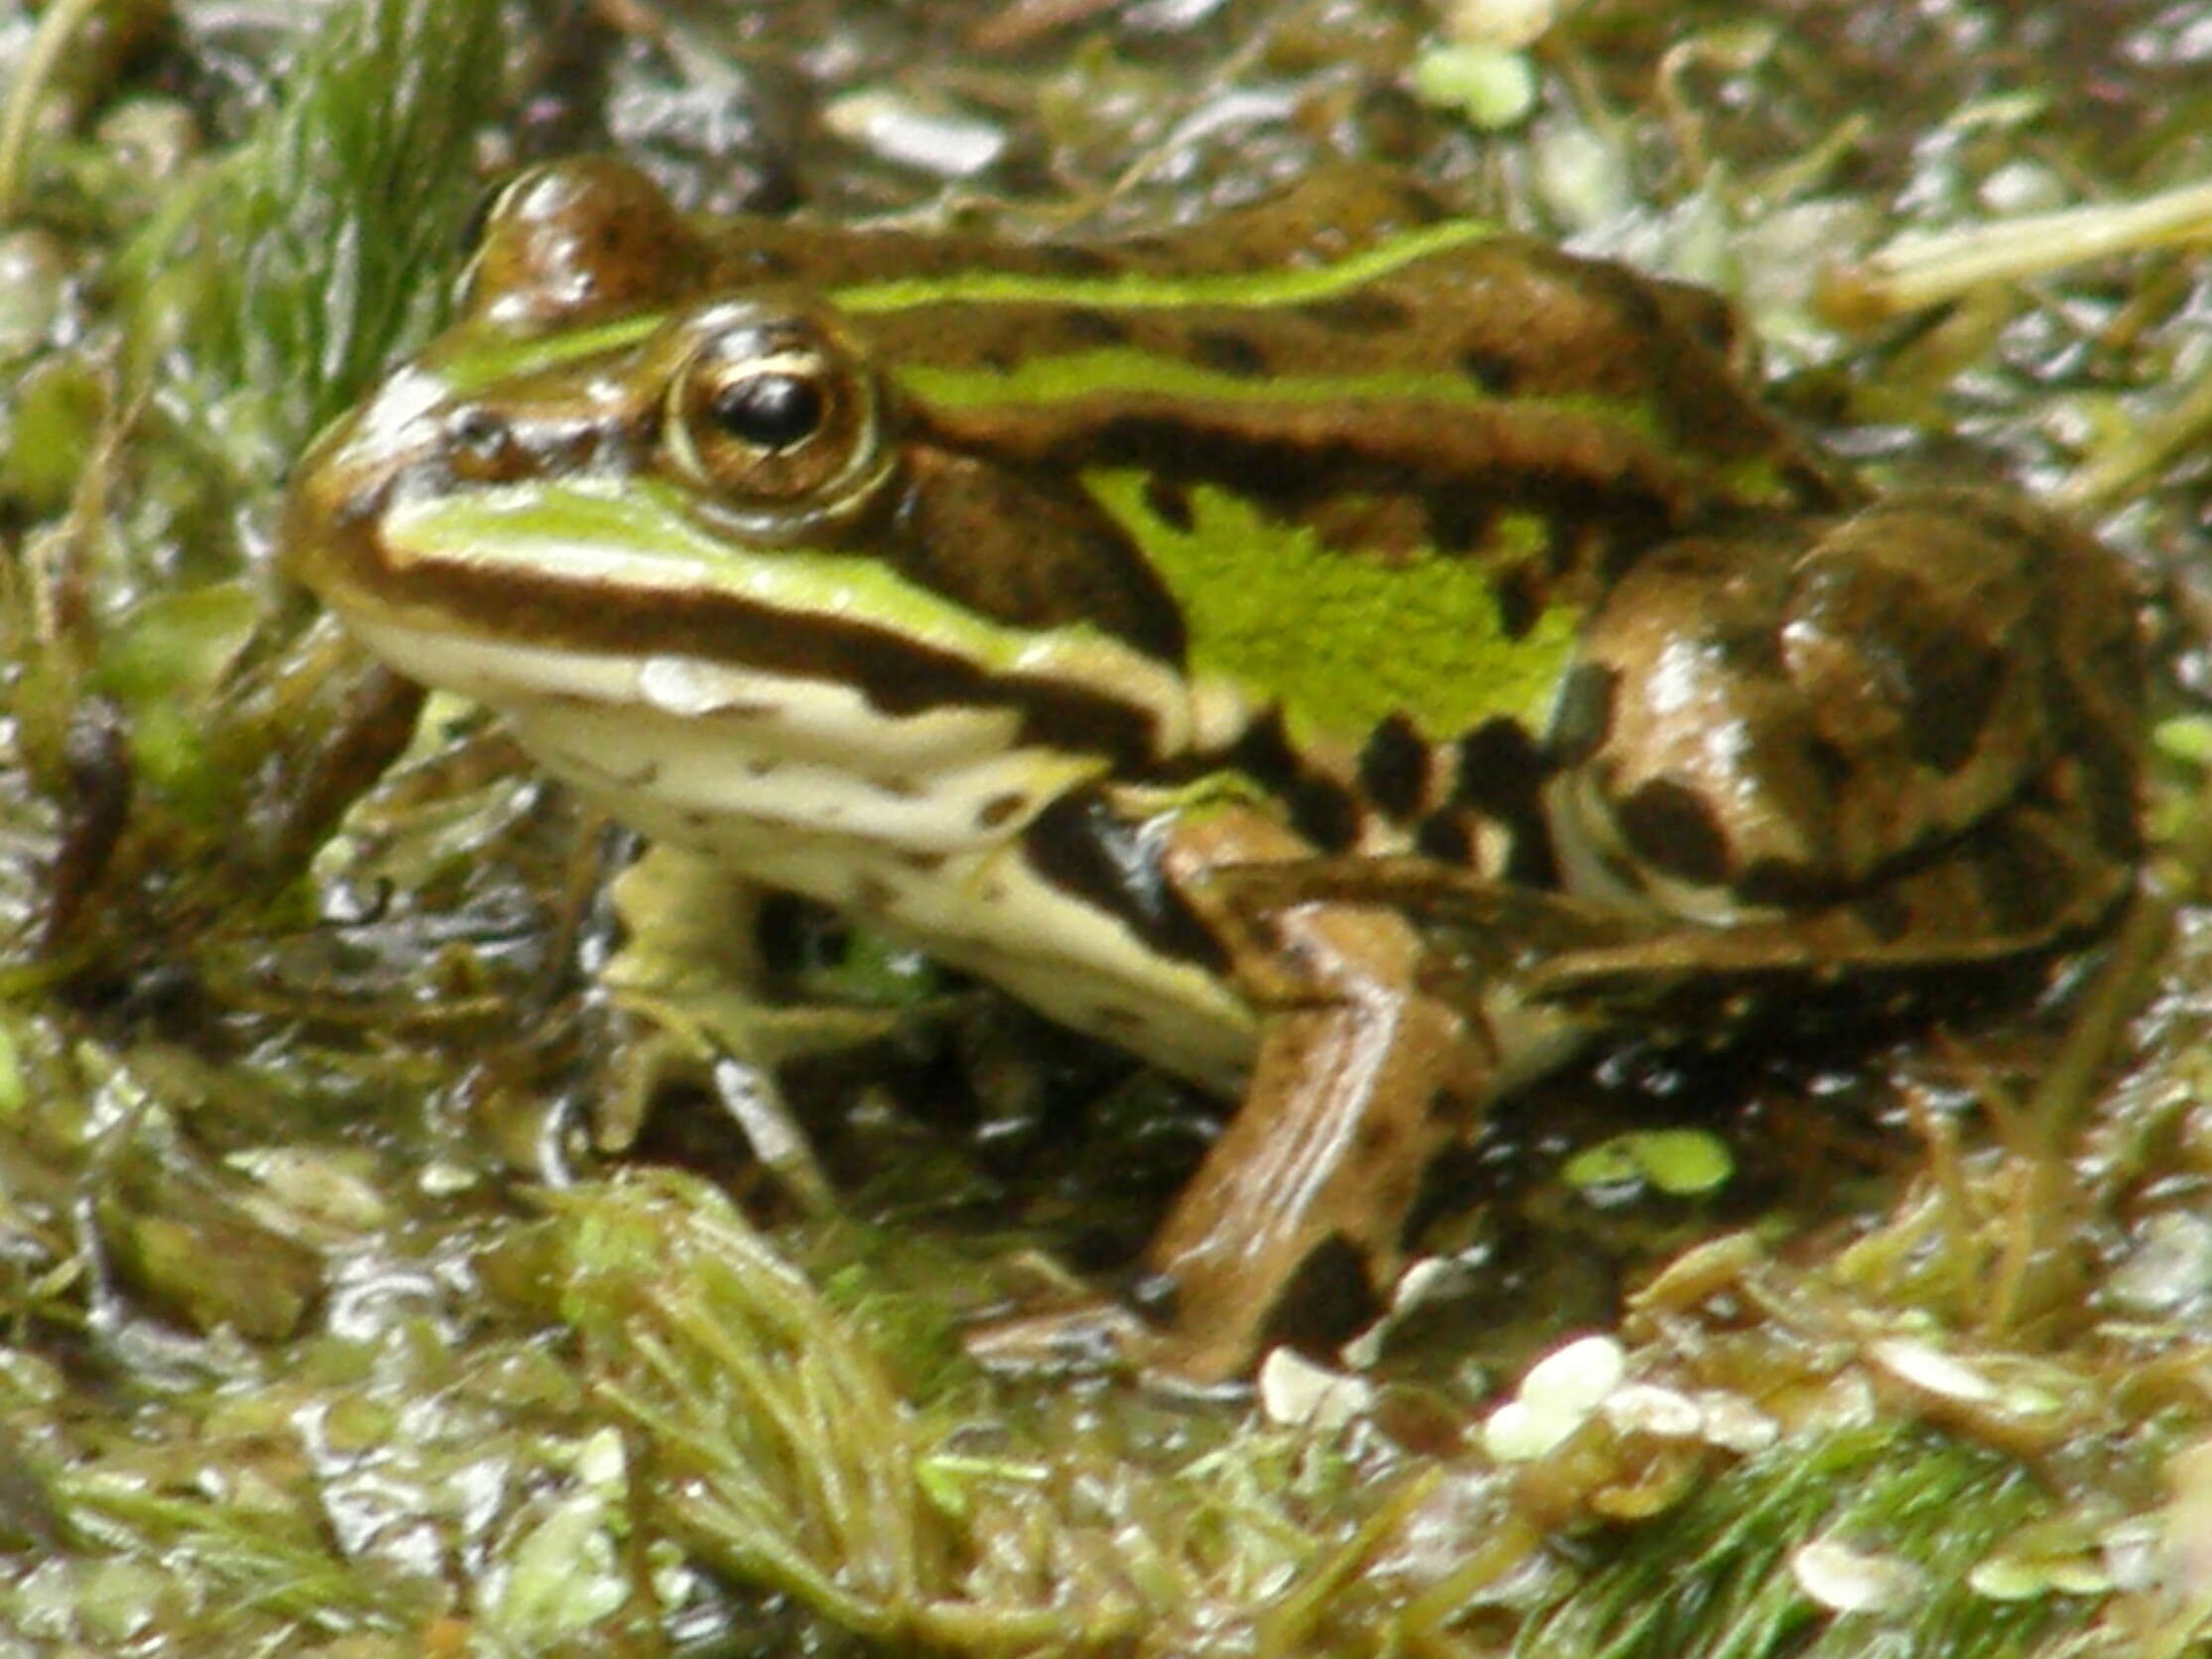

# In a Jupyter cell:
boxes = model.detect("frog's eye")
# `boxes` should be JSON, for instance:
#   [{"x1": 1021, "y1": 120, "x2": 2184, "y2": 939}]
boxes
[
  {"x1": 662, "y1": 307, "x2": 887, "y2": 519},
  {"x1": 708, "y1": 371, "x2": 824, "y2": 451}
]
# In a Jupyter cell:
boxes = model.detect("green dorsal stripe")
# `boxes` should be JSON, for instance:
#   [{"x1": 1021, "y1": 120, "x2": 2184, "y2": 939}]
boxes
[
  {"x1": 892, "y1": 351, "x2": 1659, "y2": 437},
  {"x1": 830, "y1": 219, "x2": 1499, "y2": 314},
  {"x1": 433, "y1": 219, "x2": 1505, "y2": 396}
]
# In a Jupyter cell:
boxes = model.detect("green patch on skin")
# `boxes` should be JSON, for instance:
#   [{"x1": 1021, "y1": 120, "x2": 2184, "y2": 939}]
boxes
[{"x1": 1085, "y1": 467, "x2": 1579, "y2": 748}]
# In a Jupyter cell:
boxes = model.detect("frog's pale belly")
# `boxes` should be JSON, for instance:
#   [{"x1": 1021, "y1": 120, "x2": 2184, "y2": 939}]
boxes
[{"x1": 348, "y1": 612, "x2": 1259, "y2": 1090}]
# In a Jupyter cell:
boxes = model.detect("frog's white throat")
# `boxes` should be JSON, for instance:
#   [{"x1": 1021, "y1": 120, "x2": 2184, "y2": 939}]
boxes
[{"x1": 348, "y1": 614, "x2": 1114, "y2": 858}]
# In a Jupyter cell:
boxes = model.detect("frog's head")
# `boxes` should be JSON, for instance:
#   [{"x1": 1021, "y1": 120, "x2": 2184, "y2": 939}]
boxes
[
  {"x1": 287, "y1": 152, "x2": 908, "y2": 620},
  {"x1": 283, "y1": 159, "x2": 1196, "y2": 809}
]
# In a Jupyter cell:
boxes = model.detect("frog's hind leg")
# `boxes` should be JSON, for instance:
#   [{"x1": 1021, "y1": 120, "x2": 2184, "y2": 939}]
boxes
[{"x1": 1542, "y1": 488, "x2": 2145, "y2": 979}]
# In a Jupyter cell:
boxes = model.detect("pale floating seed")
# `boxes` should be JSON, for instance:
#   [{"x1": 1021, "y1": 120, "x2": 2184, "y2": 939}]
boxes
[
  {"x1": 1790, "y1": 1539, "x2": 1923, "y2": 1613},
  {"x1": 1869, "y1": 1336, "x2": 2001, "y2": 1403},
  {"x1": 822, "y1": 90, "x2": 1007, "y2": 178},
  {"x1": 1522, "y1": 1334, "x2": 1626, "y2": 1412},
  {"x1": 1602, "y1": 1382, "x2": 1703, "y2": 1440},
  {"x1": 1694, "y1": 1391, "x2": 1780, "y2": 1454},
  {"x1": 1440, "y1": 0, "x2": 1560, "y2": 49},
  {"x1": 1259, "y1": 1348, "x2": 1374, "y2": 1431},
  {"x1": 2101, "y1": 1517, "x2": 2162, "y2": 1593},
  {"x1": 1483, "y1": 1335, "x2": 1626, "y2": 1462},
  {"x1": 2109, "y1": 1212, "x2": 2212, "y2": 1314},
  {"x1": 1967, "y1": 1557, "x2": 2047, "y2": 1602},
  {"x1": 1481, "y1": 1398, "x2": 1556, "y2": 1464}
]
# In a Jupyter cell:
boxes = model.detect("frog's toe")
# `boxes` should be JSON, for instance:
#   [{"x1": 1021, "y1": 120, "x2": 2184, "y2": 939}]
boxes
[
  {"x1": 963, "y1": 1297, "x2": 1160, "y2": 1373},
  {"x1": 963, "y1": 1300, "x2": 1256, "y2": 1394}
]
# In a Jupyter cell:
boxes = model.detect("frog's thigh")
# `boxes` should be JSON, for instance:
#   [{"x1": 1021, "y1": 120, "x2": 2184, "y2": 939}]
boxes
[{"x1": 1546, "y1": 490, "x2": 2139, "y2": 966}]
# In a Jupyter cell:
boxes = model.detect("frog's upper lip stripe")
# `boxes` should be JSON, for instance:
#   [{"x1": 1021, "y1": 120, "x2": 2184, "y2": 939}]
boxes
[{"x1": 317, "y1": 524, "x2": 1175, "y2": 772}]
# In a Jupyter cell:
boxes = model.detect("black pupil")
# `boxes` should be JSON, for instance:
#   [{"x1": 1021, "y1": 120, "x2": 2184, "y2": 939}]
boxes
[{"x1": 711, "y1": 372, "x2": 824, "y2": 450}]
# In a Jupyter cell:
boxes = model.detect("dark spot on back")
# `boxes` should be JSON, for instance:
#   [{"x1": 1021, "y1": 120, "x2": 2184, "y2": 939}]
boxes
[
  {"x1": 1494, "y1": 564, "x2": 1540, "y2": 640},
  {"x1": 1460, "y1": 348, "x2": 1520, "y2": 395},
  {"x1": 1289, "y1": 774, "x2": 1362, "y2": 852},
  {"x1": 1906, "y1": 636, "x2": 2005, "y2": 774},
  {"x1": 1297, "y1": 291, "x2": 1412, "y2": 332},
  {"x1": 1427, "y1": 493, "x2": 1490, "y2": 554},
  {"x1": 1033, "y1": 243, "x2": 1118, "y2": 277},
  {"x1": 1456, "y1": 717, "x2": 1546, "y2": 816},
  {"x1": 1617, "y1": 777, "x2": 1732, "y2": 888},
  {"x1": 1546, "y1": 663, "x2": 1618, "y2": 767},
  {"x1": 1453, "y1": 718, "x2": 1554, "y2": 883},
  {"x1": 1188, "y1": 328, "x2": 1268, "y2": 379},
  {"x1": 977, "y1": 791, "x2": 1026, "y2": 828},
  {"x1": 1357, "y1": 713, "x2": 1430, "y2": 820},
  {"x1": 1058, "y1": 307, "x2": 1133, "y2": 349},
  {"x1": 1415, "y1": 810, "x2": 1473, "y2": 863},
  {"x1": 1851, "y1": 887, "x2": 1911, "y2": 944},
  {"x1": 1216, "y1": 709, "x2": 1303, "y2": 800},
  {"x1": 1502, "y1": 819, "x2": 1557, "y2": 886},
  {"x1": 1143, "y1": 474, "x2": 1195, "y2": 534}
]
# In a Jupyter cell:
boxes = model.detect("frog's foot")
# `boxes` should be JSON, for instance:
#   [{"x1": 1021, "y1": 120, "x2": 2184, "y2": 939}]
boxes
[{"x1": 963, "y1": 997, "x2": 1488, "y2": 1386}]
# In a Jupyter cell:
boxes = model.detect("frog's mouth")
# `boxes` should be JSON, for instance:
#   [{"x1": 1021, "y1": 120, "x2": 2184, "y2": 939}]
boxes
[{"x1": 342, "y1": 600, "x2": 1125, "y2": 859}]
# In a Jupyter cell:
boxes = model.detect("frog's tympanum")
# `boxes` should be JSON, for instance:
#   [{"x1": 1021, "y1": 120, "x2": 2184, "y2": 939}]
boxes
[{"x1": 285, "y1": 159, "x2": 2146, "y2": 1382}]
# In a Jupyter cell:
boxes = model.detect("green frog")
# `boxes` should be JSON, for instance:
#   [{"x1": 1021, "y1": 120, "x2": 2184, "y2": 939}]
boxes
[{"x1": 284, "y1": 158, "x2": 2147, "y2": 1383}]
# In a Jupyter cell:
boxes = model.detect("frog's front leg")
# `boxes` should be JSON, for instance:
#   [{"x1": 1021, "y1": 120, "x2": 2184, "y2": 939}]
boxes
[
  {"x1": 970, "y1": 793, "x2": 1578, "y2": 1385},
  {"x1": 1126, "y1": 801, "x2": 1508, "y2": 1382}
]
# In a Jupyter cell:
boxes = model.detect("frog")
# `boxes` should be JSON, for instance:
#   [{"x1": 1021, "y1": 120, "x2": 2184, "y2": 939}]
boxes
[{"x1": 283, "y1": 157, "x2": 2147, "y2": 1384}]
